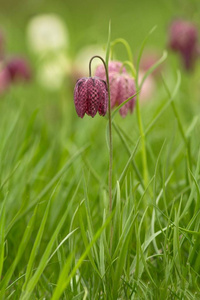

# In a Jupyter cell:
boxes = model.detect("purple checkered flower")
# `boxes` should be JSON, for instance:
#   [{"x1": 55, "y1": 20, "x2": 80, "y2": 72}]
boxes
[
  {"x1": 168, "y1": 19, "x2": 199, "y2": 70},
  {"x1": 6, "y1": 57, "x2": 31, "y2": 82},
  {"x1": 74, "y1": 76, "x2": 108, "y2": 118}
]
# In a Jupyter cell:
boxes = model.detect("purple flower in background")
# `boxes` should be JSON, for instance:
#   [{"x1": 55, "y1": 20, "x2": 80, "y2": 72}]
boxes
[
  {"x1": 168, "y1": 19, "x2": 199, "y2": 70},
  {"x1": 74, "y1": 77, "x2": 108, "y2": 118},
  {"x1": 6, "y1": 57, "x2": 31, "y2": 82},
  {"x1": 0, "y1": 67, "x2": 10, "y2": 95},
  {"x1": 95, "y1": 60, "x2": 127, "y2": 79}
]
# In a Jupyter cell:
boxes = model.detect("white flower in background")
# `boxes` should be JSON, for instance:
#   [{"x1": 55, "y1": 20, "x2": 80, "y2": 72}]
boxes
[
  {"x1": 27, "y1": 14, "x2": 69, "y2": 54},
  {"x1": 37, "y1": 53, "x2": 71, "y2": 91},
  {"x1": 73, "y1": 45, "x2": 105, "y2": 79}
]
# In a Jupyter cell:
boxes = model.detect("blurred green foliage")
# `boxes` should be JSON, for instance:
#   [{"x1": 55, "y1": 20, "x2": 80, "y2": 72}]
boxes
[{"x1": 0, "y1": 0, "x2": 200, "y2": 56}]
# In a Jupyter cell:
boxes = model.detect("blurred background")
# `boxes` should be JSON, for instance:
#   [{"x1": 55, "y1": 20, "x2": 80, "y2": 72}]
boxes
[
  {"x1": 0, "y1": 0, "x2": 200, "y2": 158},
  {"x1": 1, "y1": 0, "x2": 200, "y2": 53},
  {"x1": 0, "y1": 0, "x2": 200, "y2": 96}
]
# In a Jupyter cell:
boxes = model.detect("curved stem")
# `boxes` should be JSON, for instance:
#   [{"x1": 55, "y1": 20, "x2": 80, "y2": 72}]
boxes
[
  {"x1": 120, "y1": 60, "x2": 136, "y2": 78},
  {"x1": 111, "y1": 38, "x2": 133, "y2": 63},
  {"x1": 89, "y1": 56, "x2": 113, "y2": 213}
]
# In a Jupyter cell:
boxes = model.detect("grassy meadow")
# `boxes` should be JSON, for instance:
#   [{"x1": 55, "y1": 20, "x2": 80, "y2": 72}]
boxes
[{"x1": 0, "y1": 0, "x2": 200, "y2": 299}]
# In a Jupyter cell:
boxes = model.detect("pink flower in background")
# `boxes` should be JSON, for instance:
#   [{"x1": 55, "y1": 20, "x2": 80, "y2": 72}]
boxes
[
  {"x1": 109, "y1": 72, "x2": 136, "y2": 117},
  {"x1": 74, "y1": 77, "x2": 108, "y2": 118},
  {"x1": 138, "y1": 71, "x2": 156, "y2": 103},
  {"x1": 140, "y1": 51, "x2": 164, "y2": 77},
  {"x1": 95, "y1": 61, "x2": 127, "y2": 79},
  {"x1": 168, "y1": 19, "x2": 199, "y2": 70},
  {"x1": 6, "y1": 57, "x2": 31, "y2": 83},
  {"x1": 95, "y1": 61, "x2": 135, "y2": 117},
  {"x1": 0, "y1": 67, "x2": 10, "y2": 95}
]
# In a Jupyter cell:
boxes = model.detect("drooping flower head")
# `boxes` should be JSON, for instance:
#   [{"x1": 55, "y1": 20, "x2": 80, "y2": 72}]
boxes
[
  {"x1": 168, "y1": 19, "x2": 199, "y2": 70},
  {"x1": 6, "y1": 57, "x2": 31, "y2": 83},
  {"x1": 95, "y1": 61, "x2": 136, "y2": 118},
  {"x1": 74, "y1": 77, "x2": 108, "y2": 118}
]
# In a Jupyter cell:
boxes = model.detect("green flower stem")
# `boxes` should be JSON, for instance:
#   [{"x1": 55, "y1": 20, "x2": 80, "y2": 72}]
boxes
[
  {"x1": 111, "y1": 38, "x2": 148, "y2": 187},
  {"x1": 111, "y1": 38, "x2": 132, "y2": 63},
  {"x1": 89, "y1": 56, "x2": 113, "y2": 213},
  {"x1": 135, "y1": 78, "x2": 149, "y2": 189},
  {"x1": 111, "y1": 38, "x2": 136, "y2": 76},
  {"x1": 120, "y1": 60, "x2": 136, "y2": 78}
]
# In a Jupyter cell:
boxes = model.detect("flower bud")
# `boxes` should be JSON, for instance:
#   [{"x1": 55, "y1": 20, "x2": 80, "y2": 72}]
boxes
[{"x1": 74, "y1": 77, "x2": 108, "y2": 118}]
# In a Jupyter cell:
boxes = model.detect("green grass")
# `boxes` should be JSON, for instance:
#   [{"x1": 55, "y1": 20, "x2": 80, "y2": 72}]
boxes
[
  {"x1": 0, "y1": 67, "x2": 200, "y2": 300},
  {"x1": 1, "y1": 4, "x2": 200, "y2": 298}
]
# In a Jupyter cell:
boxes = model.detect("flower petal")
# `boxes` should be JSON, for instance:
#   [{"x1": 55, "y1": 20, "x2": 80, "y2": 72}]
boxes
[
  {"x1": 74, "y1": 78, "x2": 87, "y2": 118},
  {"x1": 97, "y1": 79, "x2": 108, "y2": 116},
  {"x1": 86, "y1": 78, "x2": 99, "y2": 117}
]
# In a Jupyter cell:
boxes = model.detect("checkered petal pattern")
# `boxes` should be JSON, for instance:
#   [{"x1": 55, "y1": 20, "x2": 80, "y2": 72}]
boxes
[{"x1": 74, "y1": 77, "x2": 108, "y2": 118}]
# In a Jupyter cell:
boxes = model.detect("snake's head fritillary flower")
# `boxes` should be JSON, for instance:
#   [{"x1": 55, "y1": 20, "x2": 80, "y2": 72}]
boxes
[
  {"x1": 74, "y1": 77, "x2": 108, "y2": 118},
  {"x1": 168, "y1": 19, "x2": 199, "y2": 70},
  {"x1": 109, "y1": 72, "x2": 136, "y2": 118},
  {"x1": 95, "y1": 60, "x2": 127, "y2": 80},
  {"x1": 6, "y1": 57, "x2": 31, "y2": 83}
]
